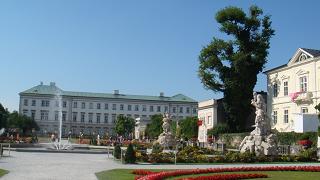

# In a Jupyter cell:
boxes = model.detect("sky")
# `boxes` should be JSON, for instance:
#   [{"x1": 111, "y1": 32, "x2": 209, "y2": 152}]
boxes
[{"x1": 0, "y1": 0, "x2": 319, "y2": 111}]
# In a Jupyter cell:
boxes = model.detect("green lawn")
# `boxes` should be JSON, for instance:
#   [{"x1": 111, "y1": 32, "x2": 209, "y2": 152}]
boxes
[
  {"x1": 0, "y1": 169, "x2": 8, "y2": 177},
  {"x1": 96, "y1": 169, "x2": 320, "y2": 180}
]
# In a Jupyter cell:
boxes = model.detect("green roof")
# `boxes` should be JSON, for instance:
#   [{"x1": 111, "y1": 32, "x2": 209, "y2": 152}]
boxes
[{"x1": 20, "y1": 84, "x2": 197, "y2": 103}]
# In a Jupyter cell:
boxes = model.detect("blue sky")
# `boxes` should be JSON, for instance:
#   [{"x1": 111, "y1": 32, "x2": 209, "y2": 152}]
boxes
[{"x1": 0, "y1": 0, "x2": 319, "y2": 111}]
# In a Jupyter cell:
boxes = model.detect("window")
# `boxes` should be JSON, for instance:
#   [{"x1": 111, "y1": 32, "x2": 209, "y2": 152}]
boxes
[
  {"x1": 96, "y1": 113, "x2": 101, "y2": 123},
  {"x1": 186, "y1": 107, "x2": 190, "y2": 114},
  {"x1": 62, "y1": 111, "x2": 67, "y2": 121},
  {"x1": 89, "y1": 103, "x2": 93, "y2": 109},
  {"x1": 81, "y1": 112, "x2": 85, "y2": 123},
  {"x1": 55, "y1": 101, "x2": 59, "y2": 107},
  {"x1": 41, "y1": 100, "x2": 50, "y2": 107},
  {"x1": 135, "y1": 105, "x2": 139, "y2": 111},
  {"x1": 157, "y1": 106, "x2": 161, "y2": 112},
  {"x1": 63, "y1": 101, "x2": 67, "y2": 108},
  {"x1": 112, "y1": 104, "x2": 116, "y2": 110},
  {"x1": 284, "y1": 110, "x2": 289, "y2": 123},
  {"x1": 164, "y1": 106, "x2": 168, "y2": 113},
  {"x1": 142, "y1": 105, "x2": 146, "y2": 111},
  {"x1": 207, "y1": 116, "x2": 212, "y2": 125},
  {"x1": 72, "y1": 112, "x2": 77, "y2": 122},
  {"x1": 172, "y1": 107, "x2": 176, "y2": 113},
  {"x1": 193, "y1": 108, "x2": 197, "y2": 114},
  {"x1": 150, "y1": 106, "x2": 154, "y2": 112},
  {"x1": 55, "y1": 111, "x2": 59, "y2": 121},
  {"x1": 104, "y1": 113, "x2": 109, "y2": 123},
  {"x1": 112, "y1": 114, "x2": 116, "y2": 123},
  {"x1": 283, "y1": 81, "x2": 288, "y2": 96},
  {"x1": 31, "y1": 100, "x2": 36, "y2": 106},
  {"x1": 89, "y1": 113, "x2": 93, "y2": 123},
  {"x1": 23, "y1": 109, "x2": 28, "y2": 115},
  {"x1": 127, "y1": 114, "x2": 132, "y2": 117},
  {"x1": 81, "y1": 102, "x2": 85, "y2": 109},
  {"x1": 128, "y1": 105, "x2": 132, "y2": 111},
  {"x1": 73, "y1": 102, "x2": 77, "y2": 108},
  {"x1": 31, "y1": 110, "x2": 36, "y2": 120},
  {"x1": 179, "y1": 107, "x2": 183, "y2": 113},
  {"x1": 97, "y1": 103, "x2": 101, "y2": 109},
  {"x1": 273, "y1": 83, "x2": 278, "y2": 97},
  {"x1": 273, "y1": 111, "x2": 277, "y2": 124},
  {"x1": 24, "y1": 99, "x2": 28, "y2": 106},
  {"x1": 120, "y1": 104, "x2": 124, "y2": 110},
  {"x1": 40, "y1": 110, "x2": 49, "y2": 120},
  {"x1": 134, "y1": 114, "x2": 139, "y2": 118},
  {"x1": 301, "y1": 107, "x2": 308, "y2": 114},
  {"x1": 104, "y1": 103, "x2": 108, "y2": 110},
  {"x1": 299, "y1": 76, "x2": 307, "y2": 92}
]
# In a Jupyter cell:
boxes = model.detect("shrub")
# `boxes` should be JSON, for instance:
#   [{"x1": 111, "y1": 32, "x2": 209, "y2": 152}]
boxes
[
  {"x1": 125, "y1": 143, "x2": 136, "y2": 164},
  {"x1": 151, "y1": 142, "x2": 163, "y2": 153},
  {"x1": 114, "y1": 144, "x2": 121, "y2": 159},
  {"x1": 276, "y1": 132, "x2": 317, "y2": 147},
  {"x1": 148, "y1": 152, "x2": 174, "y2": 163},
  {"x1": 296, "y1": 148, "x2": 317, "y2": 162}
]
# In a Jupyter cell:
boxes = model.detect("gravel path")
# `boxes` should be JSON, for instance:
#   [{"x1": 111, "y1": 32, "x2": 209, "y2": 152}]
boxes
[{"x1": 1, "y1": 151, "x2": 320, "y2": 180}]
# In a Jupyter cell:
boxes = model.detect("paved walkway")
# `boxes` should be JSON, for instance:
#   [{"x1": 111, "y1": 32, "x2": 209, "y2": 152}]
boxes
[
  {"x1": 1, "y1": 151, "x2": 320, "y2": 180},
  {"x1": 0, "y1": 151, "x2": 121, "y2": 180}
]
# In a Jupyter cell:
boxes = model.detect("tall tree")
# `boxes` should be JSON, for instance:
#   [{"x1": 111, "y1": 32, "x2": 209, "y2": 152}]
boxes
[
  {"x1": 115, "y1": 115, "x2": 135, "y2": 138},
  {"x1": 145, "y1": 114, "x2": 163, "y2": 139},
  {"x1": 180, "y1": 117, "x2": 198, "y2": 139},
  {"x1": 198, "y1": 6, "x2": 274, "y2": 132},
  {"x1": 0, "y1": 103, "x2": 9, "y2": 129}
]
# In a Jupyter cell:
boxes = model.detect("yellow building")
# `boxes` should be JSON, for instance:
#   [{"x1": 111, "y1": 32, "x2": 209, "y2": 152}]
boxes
[{"x1": 265, "y1": 48, "x2": 320, "y2": 132}]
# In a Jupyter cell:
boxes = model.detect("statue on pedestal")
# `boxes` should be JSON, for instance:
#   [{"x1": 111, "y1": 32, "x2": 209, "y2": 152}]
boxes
[
  {"x1": 239, "y1": 92, "x2": 278, "y2": 156},
  {"x1": 156, "y1": 113, "x2": 175, "y2": 149}
]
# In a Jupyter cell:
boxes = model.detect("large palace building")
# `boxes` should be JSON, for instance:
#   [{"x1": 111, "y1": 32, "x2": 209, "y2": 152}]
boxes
[
  {"x1": 19, "y1": 82, "x2": 198, "y2": 136},
  {"x1": 265, "y1": 48, "x2": 320, "y2": 132}
]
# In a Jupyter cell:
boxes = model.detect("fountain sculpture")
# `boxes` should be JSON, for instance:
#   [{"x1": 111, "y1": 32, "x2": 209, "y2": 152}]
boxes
[
  {"x1": 239, "y1": 92, "x2": 278, "y2": 156},
  {"x1": 156, "y1": 113, "x2": 175, "y2": 149}
]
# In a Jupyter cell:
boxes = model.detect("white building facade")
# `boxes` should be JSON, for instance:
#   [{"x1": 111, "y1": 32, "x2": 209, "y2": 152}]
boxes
[
  {"x1": 197, "y1": 99, "x2": 218, "y2": 143},
  {"x1": 19, "y1": 82, "x2": 198, "y2": 136},
  {"x1": 265, "y1": 48, "x2": 320, "y2": 132}
]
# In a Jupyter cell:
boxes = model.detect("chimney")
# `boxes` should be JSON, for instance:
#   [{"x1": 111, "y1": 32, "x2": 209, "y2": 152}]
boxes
[
  {"x1": 113, "y1": 90, "x2": 119, "y2": 95},
  {"x1": 40, "y1": 81, "x2": 43, "y2": 85},
  {"x1": 160, "y1": 92, "x2": 164, "y2": 97},
  {"x1": 50, "y1": 82, "x2": 56, "y2": 86}
]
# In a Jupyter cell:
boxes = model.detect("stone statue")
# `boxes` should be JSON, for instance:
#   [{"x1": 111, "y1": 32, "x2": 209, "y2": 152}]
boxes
[
  {"x1": 239, "y1": 92, "x2": 278, "y2": 156},
  {"x1": 156, "y1": 113, "x2": 175, "y2": 149}
]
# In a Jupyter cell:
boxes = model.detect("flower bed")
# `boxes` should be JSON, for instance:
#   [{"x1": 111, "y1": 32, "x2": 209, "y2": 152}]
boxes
[
  {"x1": 133, "y1": 166, "x2": 320, "y2": 180},
  {"x1": 176, "y1": 173, "x2": 268, "y2": 180}
]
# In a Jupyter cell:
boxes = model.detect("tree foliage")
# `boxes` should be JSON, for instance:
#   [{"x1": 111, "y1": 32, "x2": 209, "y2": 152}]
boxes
[
  {"x1": 115, "y1": 115, "x2": 135, "y2": 138},
  {"x1": 0, "y1": 103, "x2": 9, "y2": 129},
  {"x1": 145, "y1": 114, "x2": 163, "y2": 139},
  {"x1": 198, "y1": 6, "x2": 274, "y2": 132},
  {"x1": 8, "y1": 111, "x2": 39, "y2": 135},
  {"x1": 180, "y1": 116, "x2": 198, "y2": 139}
]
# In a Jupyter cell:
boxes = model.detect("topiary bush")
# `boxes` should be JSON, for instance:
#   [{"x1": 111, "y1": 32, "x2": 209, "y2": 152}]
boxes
[
  {"x1": 114, "y1": 144, "x2": 121, "y2": 159},
  {"x1": 124, "y1": 143, "x2": 136, "y2": 164}
]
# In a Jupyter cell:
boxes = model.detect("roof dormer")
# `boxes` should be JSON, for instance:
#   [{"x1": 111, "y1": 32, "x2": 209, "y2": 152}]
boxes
[{"x1": 288, "y1": 48, "x2": 320, "y2": 66}]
